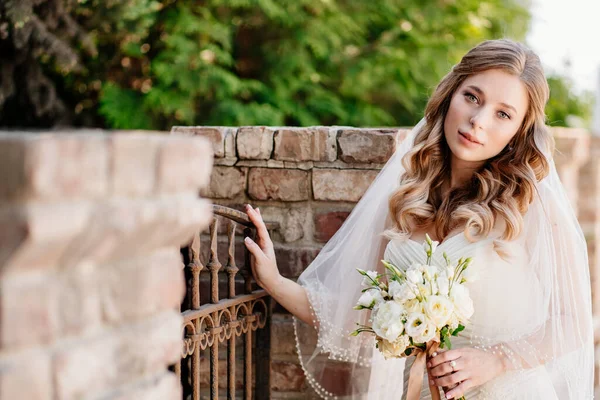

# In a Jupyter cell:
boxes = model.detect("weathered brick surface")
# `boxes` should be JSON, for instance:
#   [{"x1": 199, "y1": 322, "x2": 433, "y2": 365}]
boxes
[
  {"x1": 202, "y1": 166, "x2": 247, "y2": 199},
  {"x1": 156, "y1": 136, "x2": 214, "y2": 193},
  {"x1": 274, "y1": 128, "x2": 336, "y2": 162},
  {"x1": 237, "y1": 127, "x2": 275, "y2": 160},
  {"x1": 260, "y1": 206, "x2": 309, "y2": 243},
  {"x1": 0, "y1": 133, "x2": 109, "y2": 201},
  {"x1": 337, "y1": 128, "x2": 404, "y2": 163},
  {"x1": 248, "y1": 168, "x2": 309, "y2": 201},
  {"x1": 106, "y1": 372, "x2": 182, "y2": 400},
  {"x1": 272, "y1": 314, "x2": 297, "y2": 356},
  {"x1": 271, "y1": 361, "x2": 306, "y2": 392},
  {"x1": 109, "y1": 134, "x2": 161, "y2": 196},
  {"x1": 312, "y1": 169, "x2": 379, "y2": 202},
  {"x1": 314, "y1": 211, "x2": 351, "y2": 242},
  {"x1": 171, "y1": 126, "x2": 229, "y2": 157},
  {"x1": 0, "y1": 352, "x2": 53, "y2": 400},
  {"x1": 59, "y1": 262, "x2": 103, "y2": 336},
  {"x1": 274, "y1": 246, "x2": 320, "y2": 278},
  {"x1": 0, "y1": 272, "x2": 60, "y2": 349},
  {"x1": 100, "y1": 249, "x2": 184, "y2": 324}
]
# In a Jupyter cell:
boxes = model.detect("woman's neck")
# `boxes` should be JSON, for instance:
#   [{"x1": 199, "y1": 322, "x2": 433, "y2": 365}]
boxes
[{"x1": 449, "y1": 156, "x2": 484, "y2": 189}]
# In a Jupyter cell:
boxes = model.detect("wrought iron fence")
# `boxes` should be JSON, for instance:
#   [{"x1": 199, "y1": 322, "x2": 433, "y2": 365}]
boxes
[{"x1": 174, "y1": 205, "x2": 277, "y2": 399}]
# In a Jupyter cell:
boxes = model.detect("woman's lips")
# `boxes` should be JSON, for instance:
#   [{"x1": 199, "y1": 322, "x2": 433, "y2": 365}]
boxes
[{"x1": 459, "y1": 131, "x2": 483, "y2": 146}]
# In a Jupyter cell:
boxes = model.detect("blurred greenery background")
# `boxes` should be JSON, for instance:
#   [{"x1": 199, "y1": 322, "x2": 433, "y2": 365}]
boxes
[{"x1": 0, "y1": 0, "x2": 594, "y2": 130}]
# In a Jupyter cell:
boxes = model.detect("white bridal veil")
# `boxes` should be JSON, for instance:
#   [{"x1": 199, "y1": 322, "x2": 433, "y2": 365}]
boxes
[{"x1": 293, "y1": 118, "x2": 594, "y2": 399}]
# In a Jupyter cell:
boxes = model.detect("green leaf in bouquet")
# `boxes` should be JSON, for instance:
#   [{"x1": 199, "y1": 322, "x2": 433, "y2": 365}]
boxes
[{"x1": 452, "y1": 324, "x2": 465, "y2": 336}]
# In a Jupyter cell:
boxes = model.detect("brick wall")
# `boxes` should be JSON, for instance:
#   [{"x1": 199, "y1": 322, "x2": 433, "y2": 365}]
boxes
[
  {"x1": 173, "y1": 124, "x2": 600, "y2": 397},
  {"x1": 0, "y1": 131, "x2": 213, "y2": 400}
]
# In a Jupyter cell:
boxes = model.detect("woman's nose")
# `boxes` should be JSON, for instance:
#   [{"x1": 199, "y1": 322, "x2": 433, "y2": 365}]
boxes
[{"x1": 469, "y1": 109, "x2": 490, "y2": 130}]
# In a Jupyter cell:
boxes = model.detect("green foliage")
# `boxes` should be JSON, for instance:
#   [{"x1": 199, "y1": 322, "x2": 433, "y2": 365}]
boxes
[
  {"x1": 2, "y1": 0, "x2": 538, "y2": 129},
  {"x1": 546, "y1": 74, "x2": 594, "y2": 129}
]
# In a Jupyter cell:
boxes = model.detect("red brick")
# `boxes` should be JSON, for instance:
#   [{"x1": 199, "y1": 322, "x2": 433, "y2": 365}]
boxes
[
  {"x1": 248, "y1": 168, "x2": 309, "y2": 201},
  {"x1": 237, "y1": 127, "x2": 275, "y2": 160},
  {"x1": 313, "y1": 211, "x2": 350, "y2": 242},
  {"x1": 171, "y1": 126, "x2": 228, "y2": 157},
  {"x1": 312, "y1": 169, "x2": 378, "y2": 202},
  {"x1": 337, "y1": 129, "x2": 400, "y2": 163},
  {"x1": 271, "y1": 361, "x2": 306, "y2": 392},
  {"x1": 274, "y1": 128, "x2": 336, "y2": 162},
  {"x1": 271, "y1": 314, "x2": 297, "y2": 356},
  {"x1": 202, "y1": 166, "x2": 247, "y2": 199},
  {"x1": 274, "y1": 246, "x2": 320, "y2": 278}
]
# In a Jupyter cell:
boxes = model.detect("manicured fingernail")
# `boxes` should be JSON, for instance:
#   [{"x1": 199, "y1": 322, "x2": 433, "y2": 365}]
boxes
[
  {"x1": 244, "y1": 237, "x2": 253, "y2": 244},
  {"x1": 445, "y1": 394, "x2": 453, "y2": 399},
  {"x1": 256, "y1": 207, "x2": 260, "y2": 212}
]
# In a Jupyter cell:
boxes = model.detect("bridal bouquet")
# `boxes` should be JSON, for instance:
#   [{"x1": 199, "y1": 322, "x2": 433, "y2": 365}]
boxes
[{"x1": 351, "y1": 234, "x2": 476, "y2": 400}]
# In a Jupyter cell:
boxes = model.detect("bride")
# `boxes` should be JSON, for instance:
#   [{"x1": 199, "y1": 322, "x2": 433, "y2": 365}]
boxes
[{"x1": 243, "y1": 39, "x2": 594, "y2": 399}]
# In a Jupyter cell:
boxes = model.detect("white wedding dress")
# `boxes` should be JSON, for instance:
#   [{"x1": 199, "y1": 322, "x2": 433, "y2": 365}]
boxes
[{"x1": 364, "y1": 232, "x2": 563, "y2": 399}]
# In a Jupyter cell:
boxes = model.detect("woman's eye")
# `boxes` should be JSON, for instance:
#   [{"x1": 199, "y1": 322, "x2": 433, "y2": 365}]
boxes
[
  {"x1": 465, "y1": 93, "x2": 478, "y2": 103},
  {"x1": 498, "y1": 111, "x2": 511, "y2": 119}
]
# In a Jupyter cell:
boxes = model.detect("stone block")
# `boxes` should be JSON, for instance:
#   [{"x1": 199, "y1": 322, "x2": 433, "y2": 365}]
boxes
[
  {"x1": 171, "y1": 126, "x2": 231, "y2": 158},
  {"x1": 201, "y1": 166, "x2": 247, "y2": 199},
  {"x1": 100, "y1": 249, "x2": 184, "y2": 324},
  {"x1": 271, "y1": 314, "x2": 297, "y2": 356},
  {"x1": 0, "y1": 272, "x2": 60, "y2": 349},
  {"x1": 0, "y1": 133, "x2": 109, "y2": 201},
  {"x1": 337, "y1": 129, "x2": 399, "y2": 163},
  {"x1": 313, "y1": 211, "x2": 351, "y2": 242},
  {"x1": 109, "y1": 134, "x2": 161, "y2": 196},
  {"x1": 59, "y1": 262, "x2": 103, "y2": 336},
  {"x1": 274, "y1": 128, "x2": 336, "y2": 162},
  {"x1": 237, "y1": 127, "x2": 275, "y2": 160},
  {"x1": 248, "y1": 168, "x2": 309, "y2": 201},
  {"x1": 107, "y1": 372, "x2": 181, "y2": 400},
  {"x1": 260, "y1": 206, "x2": 309, "y2": 243},
  {"x1": 156, "y1": 136, "x2": 213, "y2": 193},
  {"x1": 312, "y1": 169, "x2": 378, "y2": 202},
  {"x1": 0, "y1": 352, "x2": 52, "y2": 400}
]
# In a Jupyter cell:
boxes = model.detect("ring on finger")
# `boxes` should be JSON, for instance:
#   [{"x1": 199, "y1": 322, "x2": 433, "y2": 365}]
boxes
[{"x1": 449, "y1": 360, "x2": 457, "y2": 372}]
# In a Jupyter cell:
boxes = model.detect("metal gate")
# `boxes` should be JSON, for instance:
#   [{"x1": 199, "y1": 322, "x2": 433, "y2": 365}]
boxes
[{"x1": 175, "y1": 205, "x2": 276, "y2": 399}]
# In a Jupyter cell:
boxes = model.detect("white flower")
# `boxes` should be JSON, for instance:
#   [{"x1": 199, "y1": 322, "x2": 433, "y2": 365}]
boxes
[
  {"x1": 424, "y1": 295, "x2": 454, "y2": 329},
  {"x1": 404, "y1": 312, "x2": 428, "y2": 338},
  {"x1": 404, "y1": 298, "x2": 423, "y2": 314},
  {"x1": 356, "y1": 289, "x2": 384, "y2": 309},
  {"x1": 372, "y1": 301, "x2": 405, "y2": 342},
  {"x1": 362, "y1": 270, "x2": 379, "y2": 286},
  {"x1": 389, "y1": 280, "x2": 416, "y2": 302},
  {"x1": 422, "y1": 265, "x2": 439, "y2": 281},
  {"x1": 448, "y1": 314, "x2": 460, "y2": 331},
  {"x1": 446, "y1": 265, "x2": 455, "y2": 280},
  {"x1": 377, "y1": 335, "x2": 411, "y2": 358},
  {"x1": 406, "y1": 269, "x2": 423, "y2": 285},
  {"x1": 412, "y1": 322, "x2": 437, "y2": 344},
  {"x1": 436, "y1": 276, "x2": 450, "y2": 296},
  {"x1": 451, "y1": 284, "x2": 474, "y2": 321}
]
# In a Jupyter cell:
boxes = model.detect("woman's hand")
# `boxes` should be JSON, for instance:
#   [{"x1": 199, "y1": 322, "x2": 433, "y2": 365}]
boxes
[
  {"x1": 427, "y1": 347, "x2": 507, "y2": 399},
  {"x1": 243, "y1": 204, "x2": 282, "y2": 292}
]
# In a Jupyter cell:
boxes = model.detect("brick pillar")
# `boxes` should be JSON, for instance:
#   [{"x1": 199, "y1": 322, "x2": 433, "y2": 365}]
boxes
[{"x1": 0, "y1": 131, "x2": 213, "y2": 400}]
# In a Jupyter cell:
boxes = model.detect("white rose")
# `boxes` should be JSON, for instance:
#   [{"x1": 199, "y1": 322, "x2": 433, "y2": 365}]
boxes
[
  {"x1": 404, "y1": 312, "x2": 427, "y2": 339},
  {"x1": 404, "y1": 298, "x2": 423, "y2": 314},
  {"x1": 451, "y1": 284, "x2": 474, "y2": 321},
  {"x1": 412, "y1": 322, "x2": 437, "y2": 344},
  {"x1": 424, "y1": 295, "x2": 454, "y2": 329},
  {"x1": 389, "y1": 280, "x2": 416, "y2": 302},
  {"x1": 377, "y1": 334, "x2": 411, "y2": 358},
  {"x1": 356, "y1": 289, "x2": 384, "y2": 309},
  {"x1": 362, "y1": 270, "x2": 379, "y2": 286},
  {"x1": 372, "y1": 301, "x2": 405, "y2": 342},
  {"x1": 417, "y1": 281, "x2": 435, "y2": 297},
  {"x1": 436, "y1": 276, "x2": 450, "y2": 296}
]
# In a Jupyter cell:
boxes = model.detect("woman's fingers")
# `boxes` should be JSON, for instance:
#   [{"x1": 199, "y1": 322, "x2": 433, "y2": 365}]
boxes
[
  {"x1": 444, "y1": 379, "x2": 472, "y2": 399},
  {"x1": 434, "y1": 370, "x2": 468, "y2": 387},
  {"x1": 244, "y1": 236, "x2": 267, "y2": 261},
  {"x1": 245, "y1": 205, "x2": 271, "y2": 245}
]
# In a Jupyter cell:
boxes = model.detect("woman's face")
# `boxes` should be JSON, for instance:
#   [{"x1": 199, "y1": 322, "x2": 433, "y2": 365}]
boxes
[{"x1": 444, "y1": 69, "x2": 529, "y2": 165}]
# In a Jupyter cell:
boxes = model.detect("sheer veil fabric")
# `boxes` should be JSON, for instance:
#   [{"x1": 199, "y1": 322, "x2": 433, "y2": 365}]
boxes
[{"x1": 293, "y1": 118, "x2": 594, "y2": 399}]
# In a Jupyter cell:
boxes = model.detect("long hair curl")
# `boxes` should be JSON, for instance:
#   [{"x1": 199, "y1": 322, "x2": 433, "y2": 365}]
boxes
[{"x1": 389, "y1": 39, "x2": 553, "y2": 242}]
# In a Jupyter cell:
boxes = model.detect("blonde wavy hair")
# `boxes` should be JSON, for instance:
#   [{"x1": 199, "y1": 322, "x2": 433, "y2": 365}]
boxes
[{"x1": 389, "y1": 39, "x2": 553, "y2": 243}]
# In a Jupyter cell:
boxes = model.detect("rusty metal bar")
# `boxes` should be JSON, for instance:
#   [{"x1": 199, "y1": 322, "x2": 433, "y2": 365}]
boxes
[
  {"x1": 226, "y1": 220, "x2": 238, "y2": 400},
  {"x1": 208, "y1": 219, "x2": 222, "y2": 304},
  {"x1": 244, "y1": 329, "x2": 252, "y2": 400},
  {"x1": 211, "y1": 328, "x2": 219, "y2": 399},
  {"x1": 182, "y1": 291, "x2": 268, "y2": 323}
]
